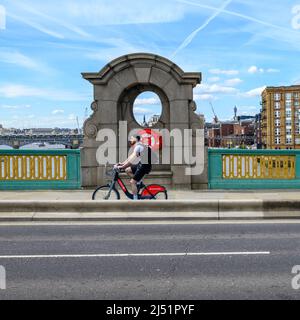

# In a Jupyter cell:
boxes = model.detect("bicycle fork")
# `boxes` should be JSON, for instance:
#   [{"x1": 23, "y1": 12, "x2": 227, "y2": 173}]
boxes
[{"x1": 105, "y1": 181, "x2": 116, "y2": 200}]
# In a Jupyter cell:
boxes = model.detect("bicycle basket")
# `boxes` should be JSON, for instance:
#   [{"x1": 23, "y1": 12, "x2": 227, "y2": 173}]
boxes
[{"x1": 105, "y1": 166, "x2": 114, "y2": 178}]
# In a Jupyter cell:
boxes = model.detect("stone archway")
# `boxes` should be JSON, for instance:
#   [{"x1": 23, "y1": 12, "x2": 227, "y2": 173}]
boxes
[{"x1": 81, "y1": 53, "x2": 205, "y2": 189}]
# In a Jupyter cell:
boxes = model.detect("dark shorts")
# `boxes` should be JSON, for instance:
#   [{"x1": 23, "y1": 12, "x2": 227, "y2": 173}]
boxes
[{"x1": 131, "y1": 163, "x2": 152, "y2": 182}]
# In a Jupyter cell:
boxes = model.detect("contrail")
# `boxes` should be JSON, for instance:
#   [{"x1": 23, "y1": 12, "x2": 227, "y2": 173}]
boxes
[
  {"x1": 171, "y1": 0, "x2": 233, "y2": 58},
  {"x1": 7, "y1": 12, "x2": 64, "y2": 39},
  {"x1": 8, "y1": 0, "x2": 92, "y2": 39},
  {"x1": 177, "y1": 0, "x2": 300, "y2": 36}
]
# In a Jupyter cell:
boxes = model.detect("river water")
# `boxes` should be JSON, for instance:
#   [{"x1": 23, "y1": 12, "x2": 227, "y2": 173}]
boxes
[{"x1": 0, "y1": 143, "x2": 66, "y2": 150}]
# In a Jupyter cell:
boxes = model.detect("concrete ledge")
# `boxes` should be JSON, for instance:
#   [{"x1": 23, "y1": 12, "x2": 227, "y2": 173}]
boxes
[
  {"x1": 0, "y1": 199, "x2": 299, "y2": 221},
  {"x1": 0, "y1": 200, "x2": 218, "y2": 213},
  {"x1": 263, "y1": 200, "x2": 300, "y2": 219},
  {"x1": 0, "y1": 200, "x2": 219, "y2": 221},
  {"x1": 219, "y1": 199, "x2": 264, "y2": 219}
]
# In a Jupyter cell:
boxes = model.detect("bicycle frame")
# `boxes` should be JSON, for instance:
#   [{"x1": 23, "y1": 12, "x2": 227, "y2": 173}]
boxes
[{"x1": 107, "y1": 169, "x2": 159, "y2": 200}]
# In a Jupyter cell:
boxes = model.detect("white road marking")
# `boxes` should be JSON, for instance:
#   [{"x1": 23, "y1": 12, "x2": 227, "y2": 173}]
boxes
[
  {"x1": 0, "y1": 251, "x2": 270, "y2": 259},
  {"x1": 1, "y1": 220, "x2": 300, "y2": 226}
]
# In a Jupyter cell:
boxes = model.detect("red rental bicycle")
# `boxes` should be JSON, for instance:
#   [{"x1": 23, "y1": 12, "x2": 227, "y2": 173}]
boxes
[{"x1": 92, "y1": 167, "x2": 168, "y2": 200}]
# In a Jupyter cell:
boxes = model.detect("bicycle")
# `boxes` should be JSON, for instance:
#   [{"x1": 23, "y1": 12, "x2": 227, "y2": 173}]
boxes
[{"x1": 92, "y1": 166, "x2": 168, "y2": 200}]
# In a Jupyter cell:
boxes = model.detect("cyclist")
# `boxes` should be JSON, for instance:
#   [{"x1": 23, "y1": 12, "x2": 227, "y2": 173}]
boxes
[{"x1": 115, "y1": 135, "x2": 152, "y2": 200}]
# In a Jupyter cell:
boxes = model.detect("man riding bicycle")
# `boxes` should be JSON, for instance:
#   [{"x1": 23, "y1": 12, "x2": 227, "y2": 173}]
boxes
[{"x1": 114, "y1": 135, "x2": 152, "y2": 200}]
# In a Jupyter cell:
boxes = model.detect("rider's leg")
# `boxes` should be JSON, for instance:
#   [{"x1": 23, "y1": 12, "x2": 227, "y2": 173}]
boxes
[
  {"x1": 125, "y1": 167, "x2": 134, "y2": 178},
  {"x1": 131, "y1": 165, "x2": 147, "y2": 200},
  {"x1": 130, "y1": 179, "x2": 138, "y2": 200}
]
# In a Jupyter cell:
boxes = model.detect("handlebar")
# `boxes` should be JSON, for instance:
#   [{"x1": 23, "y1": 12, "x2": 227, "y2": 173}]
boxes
[
  {"x1": 113, "y1": 167, "x2": 125, "y2": 173},
  {"x1": 105, "y1": 164, "x2": 125, "y2": 178}
]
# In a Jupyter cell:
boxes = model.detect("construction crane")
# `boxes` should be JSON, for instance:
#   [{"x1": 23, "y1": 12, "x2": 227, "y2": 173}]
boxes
[{"x1": 210, "y1": 102, "x2": 219, "y2": 124}]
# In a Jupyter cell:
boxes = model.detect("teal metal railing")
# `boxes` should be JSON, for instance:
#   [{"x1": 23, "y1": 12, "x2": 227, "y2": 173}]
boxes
[
  {"x1": 208, "y1": 149, "x2": 300, "y2": 189},
  {"x1": 0, "y1": 149, "x2": 81, "y2": 190}
]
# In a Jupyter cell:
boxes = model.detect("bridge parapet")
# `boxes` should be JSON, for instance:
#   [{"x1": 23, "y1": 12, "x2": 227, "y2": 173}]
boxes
[
  {"x1": 208, "y1": 149, "x2": 300, "y2": 189},
  {"x1": 0, "y1": 149, "x2": 81, "y2": 190}
]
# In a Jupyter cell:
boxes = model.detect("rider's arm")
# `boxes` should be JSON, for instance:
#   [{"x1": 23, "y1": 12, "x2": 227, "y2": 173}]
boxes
[{"x1": 119, "y1": 152, "x2": 137, "y2": 170}]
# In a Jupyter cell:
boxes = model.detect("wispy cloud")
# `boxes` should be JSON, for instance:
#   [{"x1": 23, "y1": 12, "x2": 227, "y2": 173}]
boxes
[
  {"x1": 7, "y1": 12, "x2": 64, "y2": 39},
  {"x1": 52, "y1": 109, "x2": 65, "y2": 115},
  {"x1": 134, "y1": 98, "x2": 161, "y2": 106},
  {"x1": 209, "y1": 68, "x2": 239, "y2": 76},
  {"x1": 0, "y1": 1, "x2": 298, "y2": 128},
  {"x1": 3, "y1": 113, "x2": 81, "y2": 128},
  {"x1": 194, "y1": 94, "x2": 216, "y2": 101},
  {"x1": 294, "y1": 79, "x2": 300, "y2": 85},
  {"x1": 0, "y1": 50, "x2": 53, "y2": 74},
  {"x1": 224, "y1": 78, "x2": 243, "y2": 86},
  {"x1": 196, "y1": 83, "x2": 238, "y2": 95},
  {"x1": 0, "y1": 104, "x2": 31, "y2": 109},
  {"x1": 236, "y1": 105, "x2": 260, "y2": 116},
  {"x1": 242, "y1": 86, "x2": 266, "y2": 98},
  {"x1": 0, "y1": 84, "x2": 89, "y2": 101},
  {"x1": 16, "y1": 3, "x2": 92, "y2": 38},
  {"x1": 248, "y1": 66, "x2": 280, "y2": 74},
  {"x1": 207, "y1": 77, "x2": 221, "y2": 83},
  {"x1": 171, "y1": 0, "x2": 233, "y2": 57},
  {"x1": 133, "y1": 107, "x2": 156, "y2": 115},
  {"x1": 86, "y1": 46, "x2": 142, "y2": 63},
  {"x1": 177, "y1": 0, "x2": 300, "y2": 37},
  {"x1": 248, "y1": 66, "x2": 264, "y2": 74},
  {"x1": 5, "y1": 0, "x2": 187, "y2": 35},
  {"x1": 5, "y1": 0, "x2": 93, "y2": 40},
  {"x1": 0, "y1": 50, "x2": 37, "y2": 69},
  {"x1": 64, "y1": 0, "x2": 186, "y2": 25},
  {"x1": 0, "y1": 5, "x2": 6, "y2": 30}
]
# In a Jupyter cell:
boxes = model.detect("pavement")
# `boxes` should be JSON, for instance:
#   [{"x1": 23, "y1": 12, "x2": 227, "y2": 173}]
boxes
[
  {"x1": 1, "y1": 189, "x2": 300, "y2": 201},
  {"x1": 0, "y1": 221, "x2": 300, "y2": 300},
  {"x1": 1, "y1": 190, "x2": 300, "y2": 222}
]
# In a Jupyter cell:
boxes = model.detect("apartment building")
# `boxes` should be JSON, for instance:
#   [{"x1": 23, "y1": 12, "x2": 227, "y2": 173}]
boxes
[{"x1": 261, "y1": 86, "x2": 300, "y2": 149}]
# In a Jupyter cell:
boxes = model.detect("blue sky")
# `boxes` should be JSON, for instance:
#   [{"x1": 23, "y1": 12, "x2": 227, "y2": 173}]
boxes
[{"x1": 0, "y1": 0, "x2": 300, "y2": 128}]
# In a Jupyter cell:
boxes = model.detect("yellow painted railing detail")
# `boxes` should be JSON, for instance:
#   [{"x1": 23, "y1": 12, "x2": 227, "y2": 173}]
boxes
[
  {"x1": 223, "y1": 155, "x2": 295, "y2": 179},
  {"x1": 0, "y1": 155, "x2": 67, "y2": 181}
]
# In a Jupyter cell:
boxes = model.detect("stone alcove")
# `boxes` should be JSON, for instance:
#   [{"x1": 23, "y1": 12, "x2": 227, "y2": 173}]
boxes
[{"x1": 81, "y1": 53, "x2": 206, "y2": 189}]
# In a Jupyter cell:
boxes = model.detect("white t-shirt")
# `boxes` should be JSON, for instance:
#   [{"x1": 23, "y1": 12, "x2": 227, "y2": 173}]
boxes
[{"x1": 133, "y1": 143, "x2": 144, "y2": 164}]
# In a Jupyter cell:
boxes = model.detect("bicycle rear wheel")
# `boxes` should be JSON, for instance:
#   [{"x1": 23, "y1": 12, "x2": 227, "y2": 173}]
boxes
[
  {"x1": 140, "y1": 185, "x2": 168, "y2": 200},
  {"x1": 153, "y1": 191, "x2": 168, "y2": 200},
  {"x1": 92, "y1": 185, "x2": 120, "y2": 200}
]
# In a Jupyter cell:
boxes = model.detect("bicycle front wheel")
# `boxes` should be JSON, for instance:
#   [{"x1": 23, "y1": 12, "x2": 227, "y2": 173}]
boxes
[{"x1": 92, "y1": 185, "x2": 120, "y2": 200}]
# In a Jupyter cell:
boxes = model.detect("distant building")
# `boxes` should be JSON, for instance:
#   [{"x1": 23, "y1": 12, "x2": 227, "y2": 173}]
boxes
[
  {"x1": 140, "y1": 114, "x2": 162, "y2": 128},
  {"x1": 147, "y1": 114, "x2": 160, "y2": 127},
  {"x1": 205, "y1": 107, "x2": 258, "y2": 148},
  {"x1": 206, "y1": 123, "x2": 221, "y2": 148},
  {"x1": 0, "y1": 126, "x2": 80, "y2": 137},
  {"x1": 261, "y1": 85, "x2": 300, "y2": 149},
  {"x1": 0, "y1": 124, "x2": 13, "y2": 136},
  {"x1": 25, "y1": 128, "x2": 55, "y2": 136}
]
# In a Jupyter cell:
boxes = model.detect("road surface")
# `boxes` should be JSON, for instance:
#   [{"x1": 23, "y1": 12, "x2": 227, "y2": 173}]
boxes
[{"x1": 0, "y1": 221, "x2": 300, "y2": 300}]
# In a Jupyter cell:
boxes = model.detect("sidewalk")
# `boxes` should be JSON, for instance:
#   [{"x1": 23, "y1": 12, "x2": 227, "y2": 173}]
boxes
[
  {"x1": 0, "y1": 190, "x2": 300, "y2": 222},
  {"x1": 1, "y1": 189, "x2": 300, "y2": 201}
]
